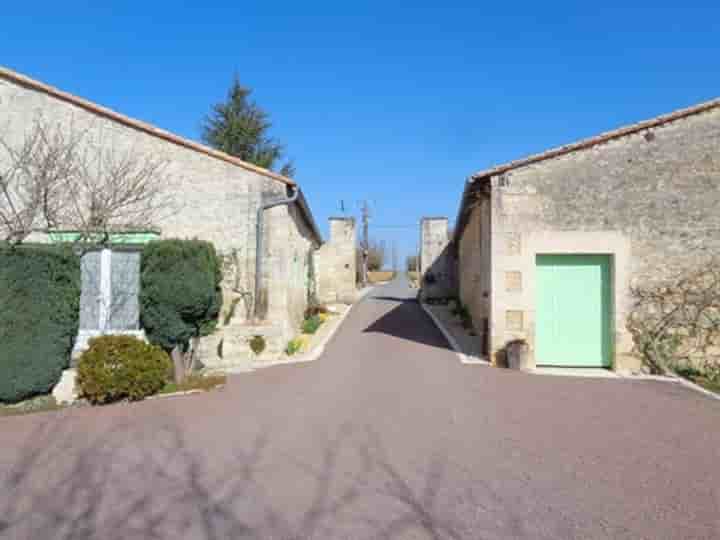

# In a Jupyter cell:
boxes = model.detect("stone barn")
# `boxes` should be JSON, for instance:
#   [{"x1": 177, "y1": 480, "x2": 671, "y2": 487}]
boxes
[
  {"x1": 451, "y1": 98, "x2": 720, "y2": 372},
  {"x1": 0, "y1": 67, "x2": 356, "y2": 370}
]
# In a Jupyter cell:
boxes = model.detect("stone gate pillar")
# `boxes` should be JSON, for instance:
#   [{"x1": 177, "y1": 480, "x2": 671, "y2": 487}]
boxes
[
  {"x1": 420, "y1": 217, "x2": 453, "y2": 299},
  {"x1": 316, "y1": 217, "x2": 357, "y2": 304}
]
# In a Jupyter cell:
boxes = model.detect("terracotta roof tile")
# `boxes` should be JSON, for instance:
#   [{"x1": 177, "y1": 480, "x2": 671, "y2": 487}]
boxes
[
  {"x1": 470, "y1": 97, "x2": 720, "y2": 181},
  {"x1": 0, "y1": 66, "x2": 295, "y2": 186}
]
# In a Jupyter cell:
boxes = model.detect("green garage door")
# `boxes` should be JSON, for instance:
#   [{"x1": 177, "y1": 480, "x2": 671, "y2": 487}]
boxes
[{"x1": 536, "y1": 255, "x2": 611, "y2": 367}]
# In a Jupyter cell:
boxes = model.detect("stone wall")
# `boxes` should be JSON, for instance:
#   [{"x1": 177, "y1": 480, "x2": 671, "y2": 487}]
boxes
[
  {"x1": 457, "y1": 198, "x2": 491, "y2": 349},
  {"x1": 268, "y1": 201, "x2": 320, "y2": 340},
  {"x1": 420, "y1": 217, "x2": 452, "y2": 299},
  {"x1": 316, "y1": 218, "x2": 357, "y2": 304},
  {"x1": 485, "y1": 106, "x2": 720, "y2": 370},
  {"x1": 0, "y1": 71, "x2": 323, "y2": 370}
]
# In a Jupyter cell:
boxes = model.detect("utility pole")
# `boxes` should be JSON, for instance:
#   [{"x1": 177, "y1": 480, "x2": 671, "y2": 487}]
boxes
[{"x1": 361, "y1": 200, "x2": 370, "y2": 286}]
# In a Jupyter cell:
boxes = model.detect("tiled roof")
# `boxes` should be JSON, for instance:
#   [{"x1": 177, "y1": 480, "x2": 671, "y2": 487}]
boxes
[
  {"x1": 453, "y1": 96, "x2": 720, "y2": 245},
  {"x1": 0, "y1": 66, "x2": 295, "y2": 186},
  {"x1": 469, "y1": 97, "x2": 720, "y2": 181}
]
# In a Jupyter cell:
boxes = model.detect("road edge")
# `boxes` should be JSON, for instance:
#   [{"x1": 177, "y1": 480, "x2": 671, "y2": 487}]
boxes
[{"x1": 419, "y1": 301, "x2": 490, "y2": 366}]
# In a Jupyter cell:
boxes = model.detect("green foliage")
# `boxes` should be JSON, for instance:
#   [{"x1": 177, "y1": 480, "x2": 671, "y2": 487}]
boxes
[
  {"x1": 285, "y1": 338, "x2": 303, "y2": 356},
  {"x1": 0, "y1": 246, "x2": 80, "y2": 403},
  {"x1": 201, "y1": 76, "x2": 294, "y2": 175},
  {"x1": 451, "y1": 301, "x2": 474, "y2": 330},
  {"x1": 160, "y1": 373, "x2": 226, "y2": 395},
  {"x1": 77, "y1": 335, "x2": 171, "y2": 404},
  {"x1": 406, "y1": 255, "x2": 418, "y2": 272},
  {"x1": 0, "y1": 395, "x2": 62, "y2": 417},
  {"x1": 249, "y1": 335, "x2": 266, "y2": 355},
  {"x1": 140, "y1": 239, "x2": 222, "y2": 352},
  {"x1": 302, "y1": 315, "x2": 323, "y2": 335}
]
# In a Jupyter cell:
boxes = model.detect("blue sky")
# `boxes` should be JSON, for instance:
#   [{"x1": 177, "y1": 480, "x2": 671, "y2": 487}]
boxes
[{"x1": 3, "y1": 2, "x2": 719, "y2": 264}]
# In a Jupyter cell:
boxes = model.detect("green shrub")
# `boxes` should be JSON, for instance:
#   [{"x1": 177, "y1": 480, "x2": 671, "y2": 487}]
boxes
[
  {"x1": 302, "y1": 315, "x2": 323, "y2": 335},
  {"x1": 249, "y1": 335, "x2": 266, "y2": 355},
  {"x1": 285, "y1": 338, "x2": 303, "y2": 356},
  {"x1": 0, "y1": 246, "x2": 80, "y2": 403},
  {"x1": 140, "y1": 239, "x2": 222, "y2": 352},
  {"x1": 76, "y1": 335, "x2": 171, "y2": 404}
]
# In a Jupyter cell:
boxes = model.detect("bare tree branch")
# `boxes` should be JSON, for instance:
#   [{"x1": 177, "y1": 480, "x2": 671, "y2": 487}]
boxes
[
  {"x1": 628, "y1": 260, "x2": 720, "y2": 378},
  {"x1": 0, "y1": 119, "x2": 173, "y2": 244}
]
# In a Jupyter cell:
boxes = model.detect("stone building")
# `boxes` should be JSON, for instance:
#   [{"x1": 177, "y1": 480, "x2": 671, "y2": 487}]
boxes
[
  {"x1": 0, "y1": 67, "x2": 356, "y2": 369},
  {"x1": 450, "y1": 98, "x2": 720, "y2": 372}
]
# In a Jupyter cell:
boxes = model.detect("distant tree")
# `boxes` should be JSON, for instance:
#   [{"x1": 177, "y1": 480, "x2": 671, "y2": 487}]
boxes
[
  {"x1": 279, "y1": 161, "x2": 296, "y2": 179},
  {"x1": 367, "y1": 239, "x2": 385, "y2": 271},
  {"x1": 201, "y1": 77, "x2": 294, "y2": 176},
  {"x1": 406, "y1": 255, "x2": 419, "y2": 272}
]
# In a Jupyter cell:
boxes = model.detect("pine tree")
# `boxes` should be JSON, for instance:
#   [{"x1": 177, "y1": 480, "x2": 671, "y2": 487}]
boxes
[{"x1": 202, "y1": 77, "x2": 294, "y2": 176}]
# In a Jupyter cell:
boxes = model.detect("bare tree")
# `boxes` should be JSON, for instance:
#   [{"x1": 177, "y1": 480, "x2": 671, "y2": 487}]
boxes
[
  {"x1": 0, "y1": 121, "x2": 81, "y2": 243},
  {"x1": 0, "y1": 119, "x2": 172, "y2": 244},
  {"x1": 367, "y1": 238, "x2": 385, "y2": 271}
]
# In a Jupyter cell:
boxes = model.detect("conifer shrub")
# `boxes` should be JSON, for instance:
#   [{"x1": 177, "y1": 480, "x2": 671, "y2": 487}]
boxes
[
  {"x1": 0, "y1": 246, "x2": 80, "y2": 403},
  {"x1": 140, "y1": 239, "x2": 222, "y2": 352}
]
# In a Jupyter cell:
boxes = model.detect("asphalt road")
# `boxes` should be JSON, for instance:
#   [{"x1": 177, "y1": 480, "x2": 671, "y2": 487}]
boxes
[{"x1": 1, "y1": 276, "x2": 719, "y2": 539}]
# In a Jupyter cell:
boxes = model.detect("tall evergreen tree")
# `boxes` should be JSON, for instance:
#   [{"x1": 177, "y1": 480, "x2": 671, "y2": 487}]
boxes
[{"x1": 201, "y1": 77, "x2": 294, "y2": 176}]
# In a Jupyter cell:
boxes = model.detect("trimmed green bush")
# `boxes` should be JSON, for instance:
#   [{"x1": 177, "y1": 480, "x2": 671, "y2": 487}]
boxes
[
  {"x1": 302, "y1": 315, "x2": 323, "y2": 335},
  {"x1": 0, "y1": 246, "x2": 80, "y2": 403},
  {"x1": 249, "y1": 335, "x2": 266, "y2": 355},
  {"x1": 285, "y1": 338, "x2": 303, "y2": 356},
  {"x1": 76, "y1": 335, "x2": 171, "y2": 404},
  {"x1": 140, "y1": 239, "x2": 222, "y2": 351}
]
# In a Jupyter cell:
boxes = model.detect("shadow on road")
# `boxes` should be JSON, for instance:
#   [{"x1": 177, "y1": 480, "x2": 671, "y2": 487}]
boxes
[
  {"x1": 362, "y1": 295, "x2": 453, "y2": 352},
  {"x1": 368, "y1": 295, "x2": 417, "y2": 303},
  {"x1": 0, "y1": 416, "x2": 495, "y2": 539}
]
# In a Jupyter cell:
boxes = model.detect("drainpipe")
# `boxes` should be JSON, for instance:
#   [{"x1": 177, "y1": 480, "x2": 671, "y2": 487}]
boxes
[{"x1": 254, "y1": 186, "x2": 299, "y2": 320}]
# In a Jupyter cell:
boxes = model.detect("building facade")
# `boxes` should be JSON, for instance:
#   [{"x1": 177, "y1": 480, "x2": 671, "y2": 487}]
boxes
[
  {"x1": 452, "y1": 98, "x2": 720, "y2": 372},
  {"x1": 0, "y1": 67, "x2": 356, "y2": 369}
]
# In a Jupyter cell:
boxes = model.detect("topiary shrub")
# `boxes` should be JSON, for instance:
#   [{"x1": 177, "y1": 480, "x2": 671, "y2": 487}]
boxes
[
  {"x1": 249, "y1": 335, "x2": 266, "y2": 356},
  {"x1": 0, "y1": 246, "x2": 80, "y2": 403},
  {"x1": 140, "y1": 239, "x2": 222, "y2": 379},
  {"x1": 76, "y1": 335, "x2": 171, "y2": 404}
]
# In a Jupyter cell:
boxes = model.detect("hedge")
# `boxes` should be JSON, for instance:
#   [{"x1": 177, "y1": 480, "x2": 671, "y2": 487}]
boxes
[
  {"x1": 140, "y1": 239, "x2": 222, "y2": 351},
  {"x1": 0, "y1": 246, "x2": 80, "y2": 403}
]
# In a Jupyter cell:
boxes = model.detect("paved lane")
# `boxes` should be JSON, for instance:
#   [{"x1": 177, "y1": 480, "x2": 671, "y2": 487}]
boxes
[{"x1": 1, "y1": 276, "x2": 719, "y2": 539}]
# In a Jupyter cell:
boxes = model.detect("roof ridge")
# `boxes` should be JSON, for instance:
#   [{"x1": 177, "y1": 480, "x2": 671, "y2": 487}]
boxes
[
  {"x1": 0, "y1": 66, "x2": 295, "y2": 186},
  {"x1": 470, "y1": 97, "x2": 720, "y2": 180}
]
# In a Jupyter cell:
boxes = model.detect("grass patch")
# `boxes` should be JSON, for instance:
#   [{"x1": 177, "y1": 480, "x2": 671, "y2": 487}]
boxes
[
  {"x1": 160, "y1": 374, "x2": 226, "y2": 395},
  {"x1": 674, "y1": 366, "x2": 720, "y2": 394},
  {"x1": 368, "y1": 271, "x2": 395, "y2": 283},
  {"x1": 0, "y1": 395, "x2": 63, "y2": 417}
]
